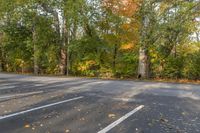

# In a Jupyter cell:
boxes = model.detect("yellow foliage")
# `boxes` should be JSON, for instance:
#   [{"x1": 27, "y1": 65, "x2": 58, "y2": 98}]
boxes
[
  {"x1": 120, "y1": 43, "x2": 135, "y2": 50},
  {"x1": 15, "y1": 59, "x2": 25, "y2": 67},
  {"x1": 121, "y1": 21, "x2": 140, "y2": 31},
  {"x1": 103, "y1": 0, "x2": 140, "y2": 17},
  {"x1": 86, "y1": 60, "x2": 96, "y2": 66},
  {"x1": 77, "y1": 60, "x2": 97, "y2": 71},
  {"x1": 179, "y1": 43, "x2": 200, "y2": 55}
]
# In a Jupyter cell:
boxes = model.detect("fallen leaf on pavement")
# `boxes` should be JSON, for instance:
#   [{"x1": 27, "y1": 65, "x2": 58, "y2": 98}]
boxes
[
  {"x1": 65, "y1": 129, "x2": 70, "y2": 133},
  {"x1": 24, "y1": 124, "x2": 30, "y2": 128},
  {"x1": 108, "y1": 114, "x2": 116, "y2": 118},
  {"x1": 160, "y1": 118, "x2": 168, "y2": 123}
]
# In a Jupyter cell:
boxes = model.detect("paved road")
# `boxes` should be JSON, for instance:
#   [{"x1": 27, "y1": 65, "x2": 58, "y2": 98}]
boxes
[{"x1": 0, "y1": 73, "x2": 200, "y2": 133}]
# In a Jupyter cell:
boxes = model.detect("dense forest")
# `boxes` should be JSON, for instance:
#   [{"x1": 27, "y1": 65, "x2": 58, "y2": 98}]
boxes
[{"x1": 0, "y1": 0, "x2": 199, "y2": 79}]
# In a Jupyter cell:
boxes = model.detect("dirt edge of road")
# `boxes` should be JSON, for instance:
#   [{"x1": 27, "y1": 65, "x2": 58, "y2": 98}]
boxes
[{"x1": 0, "y1": 72, "x2": 200, "y2": 85}]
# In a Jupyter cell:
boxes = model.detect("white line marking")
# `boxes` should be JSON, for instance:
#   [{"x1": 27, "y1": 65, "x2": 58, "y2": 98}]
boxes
[
  {"x1": 0, "y1": 91, "x2": 44, "y2": 99},
  {"x1": 97, "y1": 105, "x2": 144, "y2": 133},
  {"x1": 0, "y1": 96, "x2": 84, "y2": 120},
  {"x1": 34, "y1": 84, "x2": 46, "y2": 87},
  {"x1": 0, "y1": 86, "x2": 16, "y2": 90},
  {"x1": 0, "y1": 83, "x2": 18, "y2": 87}
]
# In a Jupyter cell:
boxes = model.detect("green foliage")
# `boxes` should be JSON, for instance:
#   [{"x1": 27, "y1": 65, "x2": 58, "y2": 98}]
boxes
[
  {"x1": 184, "y1": 51, "x2": 200, "y2": 79},
  {"x1": 0, "y1": 0, "x2": 199, "y2": 79},
  {"x1": 115, "y1": 52, "x2": 138, "y2": 78},
  {"x1": 162, "y1": 56, "x2": 185, "y2": 79}
]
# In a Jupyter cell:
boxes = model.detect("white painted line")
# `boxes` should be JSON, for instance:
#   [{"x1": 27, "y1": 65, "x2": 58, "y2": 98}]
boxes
[
  {"x1": 0, "y1": 83, "x2": 17, "y2": 87},
  {"x1": 97, "y1": 105, "x2": 144, "y2": 133},
  {"x1": 0, "y1": 96, "x2": 84, "y2": 120},
  {"x1": 0, "y1": 91, "x2": 44, "y2": 99},
  {"x1": 0, "y1": 86, "x2": 16, "y2": 90},
  {"x1": 34, "y1": 84, "x2": 46, "y2": 87}
]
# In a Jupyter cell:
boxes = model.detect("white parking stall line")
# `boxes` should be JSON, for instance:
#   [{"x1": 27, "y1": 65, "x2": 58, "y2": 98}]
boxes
[
  {"x1": 34, "y1": 84, "x2": 46, "y2": 87},
  {"x1": 0, "y1": 82, "x2": 22, "y2": 86},
  {"x1": 0, "y1": 86, "x2": 16, "y2": 90},
  {"x1": 97, "y1": 105, "x2": 144, "y2": 133},
  {"x1": 0, "y1": 96, "x2": 84, "y2": 120},
  {"x1": 0, "y1": 91, "x2": 44, "y2": 99}
]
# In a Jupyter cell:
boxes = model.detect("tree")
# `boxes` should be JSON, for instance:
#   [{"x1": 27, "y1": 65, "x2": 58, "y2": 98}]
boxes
[{"x1": 0, "y1": 0, "x2": 200, "y2": 80}]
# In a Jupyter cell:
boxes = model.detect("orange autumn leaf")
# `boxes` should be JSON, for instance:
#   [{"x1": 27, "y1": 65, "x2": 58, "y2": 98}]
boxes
[
  {"x1": 120, "y1": 43, "x2": 135, "y2": 50},
  {"x1": 102, "y1": 0, "x2": 140, "y2": 17}
]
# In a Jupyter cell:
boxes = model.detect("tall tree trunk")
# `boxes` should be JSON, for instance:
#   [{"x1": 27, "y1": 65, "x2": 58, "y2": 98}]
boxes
[
  {"x1": 0, "y1": 55, "x2": 3, "y2": 72},
  {"x1": 196, "y1": 32, "x2": 200, "y2": 42},
  {"x1": 60, "y1": 48, "x2": 66, "y2": 75},
  {"x1": 112, "y1": 44, "x2": 117, "y2": 74},
  {"x1": 0, "y1": 46, "x2": 3, "y2": 72},
  {"x1": 32, "y1": 25, "x2": 39, "y2": 75},
  {"x1": 60, "y1": 18, "x2": 68, "y2": 75},
  {"x1": 40, "y1": 3, "x2": 67, "y2": 75},
  {"x1": 0, "y1": 33, "x2": 4, "y2": 72},
  {"x1": 138, "y1": 15, "x2": 150, "y2": 79},
  {"x1": 0, "y1": 63, "x2": 2, "y2": 72},
  {"x1": 0, "y1": 48, "x2": 6, "y2": 72},
  {"x1": 138, "y1": 47, "x2": 150, "y2": 78}
]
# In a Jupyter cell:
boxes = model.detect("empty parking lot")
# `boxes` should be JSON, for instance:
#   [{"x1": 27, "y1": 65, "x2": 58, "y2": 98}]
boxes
[{"x1": 0, "y1": 73, "x2": 200, "y2": 133}]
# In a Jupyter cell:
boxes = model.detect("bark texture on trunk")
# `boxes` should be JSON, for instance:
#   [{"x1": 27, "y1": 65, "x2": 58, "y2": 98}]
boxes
[
  {"x1": 59, "y1": 19, "x2": 67, "y2": 75},
  {"x1": 60, "y1": 48, "x2": 67, "y2": 75},
  {"x1": 138, "y1": 47, "x2": 149, "y2": 78},
  {"x1": 196, "y1": 32, "x2": 200, "y2": 42},
  {"x1": 138, "y1": 14, "x2": 150, "y2": 79},
  {"x1": 112, "y1": 44, "x2": 117, "y2": 73},
  {"x1": 0, "y1": 55, "x2": 5, "y2": 72},
  {"x1": 40, "y1": 3, "x2": 68, "y2": 75}
]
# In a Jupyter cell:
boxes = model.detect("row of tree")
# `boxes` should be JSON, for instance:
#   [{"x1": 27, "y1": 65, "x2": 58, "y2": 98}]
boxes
[{"x1": 0, "y1": 0, "x2": 200, "y2": 79}]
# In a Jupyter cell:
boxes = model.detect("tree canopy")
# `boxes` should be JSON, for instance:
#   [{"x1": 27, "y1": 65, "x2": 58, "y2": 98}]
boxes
[{"x1": 0, "y1": 0, "x2": 199, "y2": 79}]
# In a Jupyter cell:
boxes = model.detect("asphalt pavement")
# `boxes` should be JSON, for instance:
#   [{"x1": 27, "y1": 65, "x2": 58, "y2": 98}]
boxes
[{"x1": 0, "y1": 73, "x2": 200, "y2": 133}]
